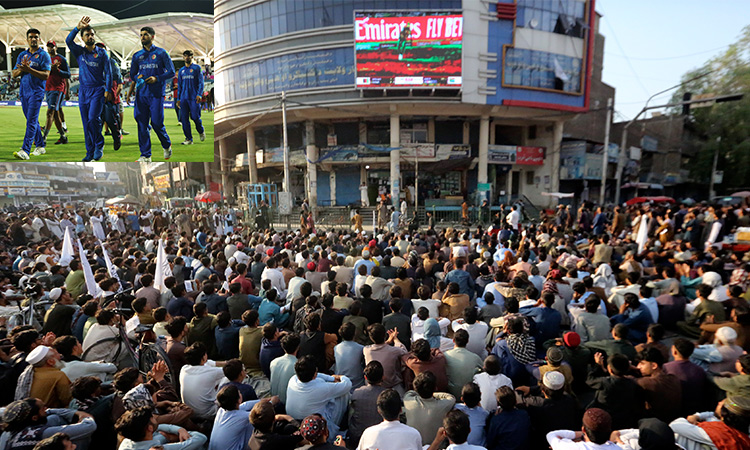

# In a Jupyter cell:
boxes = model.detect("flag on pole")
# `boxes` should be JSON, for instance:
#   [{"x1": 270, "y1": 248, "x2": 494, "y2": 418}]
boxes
[
  {"x1": 59, "y1": 228, "x2": 74, "y2": 267},
  {"x1": 100, "y1": 242, "x2": 122, "y2": 292},
  {"x1": 154, "y1": 239, "x2": 173, "y2": 293},
  {"x1": 77, "y1": 239, "x2": 102, "y2": 298}
]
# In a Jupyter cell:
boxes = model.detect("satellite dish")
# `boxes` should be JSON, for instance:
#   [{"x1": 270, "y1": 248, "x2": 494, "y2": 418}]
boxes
[{"x1": 529, "y1": 18, "x2": 539, "y2": 29}]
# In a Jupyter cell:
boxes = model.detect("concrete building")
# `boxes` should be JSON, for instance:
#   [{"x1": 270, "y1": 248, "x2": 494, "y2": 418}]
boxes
[
  {"x1": 611, "y1": 113, "x2": 693, "y2": 201},
  {"x1": 214, "y1": 0, "x2": 603, "y2": 210},
  {"x1": 0, "y1": 162, "x2": 125, "y2": 206}
]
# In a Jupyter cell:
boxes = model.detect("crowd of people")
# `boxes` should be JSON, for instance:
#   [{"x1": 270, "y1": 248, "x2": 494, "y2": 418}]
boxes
[{"x1": 0, "y1": 197, "x2": 749, "y2": 450}]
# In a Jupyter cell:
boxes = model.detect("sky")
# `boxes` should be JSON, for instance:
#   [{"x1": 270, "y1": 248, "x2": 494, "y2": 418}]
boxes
[{"x1": 596, "y1": 0, "x2": 749, "y2": 122}]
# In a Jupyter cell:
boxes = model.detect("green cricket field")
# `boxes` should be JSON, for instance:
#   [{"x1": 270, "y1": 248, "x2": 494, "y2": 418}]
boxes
[{"x1": 0, "y1": 106, "x2": 213, "y2": 162}]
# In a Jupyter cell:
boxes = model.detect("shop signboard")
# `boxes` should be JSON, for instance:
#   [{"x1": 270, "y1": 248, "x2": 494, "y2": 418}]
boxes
[
  {"x1": 477, "y1": 183, "x2": 491, "y2": 192},
  {"x1": 153, "y1": 175, "x2": 170, "y2": 191},
  {"x1": 516, "y1": 146, "x2": 544, "y2": 165},
  {"x1": 400, "y1": 144, "x2": 435, "y2": 159},
  {"x1": 583, "y1": 154, "x2": 603, "y2": 180},
  {"x1": 290, "y1": 150, "x2": 306, "y2": 166},
  {"x1": 488, "y1": 145, "x2": 517, "y2": 164},
  {"x1": 8, "y1": 187, "x2": 25, "y2": 195},
  {"x1": 560, "y1": 141, "x2": 586, "y2": 179},
  {"x1": 435, "y1": 144, "x2": 470, "y2": 160},
  {"x1": 266, "y1": 147, "x2": 284, "y2": 163},
  {"x1": 323, "y1": 146, "x2": 359, "y2": 161},
  {"x1": 27, "y1": 188, "x2": 49, "y2": 196}
]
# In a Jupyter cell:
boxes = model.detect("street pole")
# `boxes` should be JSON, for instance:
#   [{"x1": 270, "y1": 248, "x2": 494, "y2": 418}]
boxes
[
  {"x1": 414, "y1": 152, "x2": 419, "y2": 214},
  {"x1": 709, "y1": 136, "x2": 721, "y2": 199},
  {"x1": 281, "y1": 91, "x2": 290, "y2": 194},
  {"x1": 600, "y1": 98, "x2": 612, "y2": 205}
]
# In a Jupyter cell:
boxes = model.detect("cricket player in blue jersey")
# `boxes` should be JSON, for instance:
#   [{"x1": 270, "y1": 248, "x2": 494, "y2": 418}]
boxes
[
  {"x1": 11, "y1": 28, "x2": 51, "y2": 160},
  {"x1": 65, "y1": 16, "x2": 113, "y2": 162},
  {"x1": 126, "y1": 26, "x2": 176, "y2": 163},
  {"x1": 177, "y1": 49, "x2": 205, "y2": 145}
]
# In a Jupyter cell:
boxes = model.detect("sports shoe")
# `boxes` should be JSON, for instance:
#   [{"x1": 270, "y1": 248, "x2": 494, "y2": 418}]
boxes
[
  {"x1": 121, "y1": 129, "x2": 130, "y2": 135},
  {"x1": 113, "y1": 133, "x2": 121, "y2": 151},
  {"x1": 31, "y1": 147, "x2": 46, "y2": 156},
  {"x1": 81, "y1": 156, "x2": 93, "y2": 162},
  {"x1": 199, "y1": 132, "x2": 206, "y2": 142},
  {"x1": 181, "y1": 139, "x2": 193, "y2": 145},
  {"x1": 93, "y1": 151, "x2": 103, "y2": 161},
  {"x1": 163, "y1": 146, "x2": 172, "y2": 160},
  {"x1": 55, "y1": 136, "x2": 68, "y2": 145},
  {"x1": 104, "y1": 130, "x2": 111, "y2": 136},
  {"x1": 136, "y1": 156, "x2": 152, "y2": 163},
  {"x1": 13, "y1": 150, "x2": 30, "y2": 160}
]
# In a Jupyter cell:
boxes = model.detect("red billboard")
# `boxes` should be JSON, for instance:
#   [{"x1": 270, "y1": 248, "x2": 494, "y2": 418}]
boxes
[
  {"x1": 516, "y1": 147, "x2": 545, "y2": 165},
  {"x1": 355, "y1": 12, "x2": 462, "y2": 88}
]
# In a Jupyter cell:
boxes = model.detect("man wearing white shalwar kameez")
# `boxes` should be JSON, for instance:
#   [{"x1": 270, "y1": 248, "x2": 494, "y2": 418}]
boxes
[{"x1": 91, "y1": 213, "x2": 106, "y2": 241}]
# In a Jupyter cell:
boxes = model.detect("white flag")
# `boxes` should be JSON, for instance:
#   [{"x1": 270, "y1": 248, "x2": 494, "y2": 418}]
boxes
[
  {"x1": 553, "y1": 57, "x2": 569, "y2": 82},
  {"x1": 154, "y1": 239, "x2": 173, "y2": 293},
  {"x1": 636, "y1": 215, "x2": 649, "y2": 254},
  {"x1": 100, "y1": 242, "x2": 122, "y2": 292},
  {"x1": 77, "y1": 239, "x2": 102, "y2": 298},
  {"x1": 59, "y1": 228, "x2": 74, "y2": 267}
]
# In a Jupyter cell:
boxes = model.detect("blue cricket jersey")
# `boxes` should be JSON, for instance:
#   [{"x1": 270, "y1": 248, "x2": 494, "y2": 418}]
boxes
[
  {"x1": 177, "y1": 63, "x2": 204, "y2": 100},
  {"x1": 65, "y1": 28, "x2": 111, "y2": 90},
  {"x1": 130, "y1": 45, "x2": 176, "y2": 98},
  {"x1": 15, "y1": 48, "x2": 51, "y2": 98}
]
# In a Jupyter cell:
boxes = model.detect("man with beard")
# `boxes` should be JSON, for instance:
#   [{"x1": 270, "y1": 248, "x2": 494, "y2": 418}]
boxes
[
  {"x1": 0, "y1": 398, "x2": 96, "y2": 450},
  {"x1": 65, "y1": 16, "x2": 112, "y2": 162},
  {"x1": 12, "y1": 28, "x2": 51, "y2": 159},
  {"x1": 14, "y1": 346, "x2": 72, "y2": 408},
  {"x1": 177, "y1": 49, "x2": 206, "y2": 145},
  {"x1": 127, "y1": 26, "x2": 176, "y2": 163}
]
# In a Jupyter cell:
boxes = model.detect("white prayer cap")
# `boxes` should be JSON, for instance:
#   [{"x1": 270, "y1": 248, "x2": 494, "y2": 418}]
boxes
[
  {"x1": 542, "y1": 371, "x2": 565, "y2": 391},
  {"x1": 715, "y1": 326, "x2": 738, "y2": 345},
  {"x1": 26, "y1": 346, "x2": 51, "y2": 365},
  {"x1": 48, "y1": 288, "x2": 63, "y2": 301}
]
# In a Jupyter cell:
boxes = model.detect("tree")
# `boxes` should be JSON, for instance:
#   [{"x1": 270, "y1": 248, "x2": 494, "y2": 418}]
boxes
[{"x1": 669, "y1": 25, "x2": 750, "y2": 192}]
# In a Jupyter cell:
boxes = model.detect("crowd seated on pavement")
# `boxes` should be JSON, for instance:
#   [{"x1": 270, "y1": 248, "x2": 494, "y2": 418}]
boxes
[{"x1": 0, "y1": 200, "x2": 749, "y2": 449}]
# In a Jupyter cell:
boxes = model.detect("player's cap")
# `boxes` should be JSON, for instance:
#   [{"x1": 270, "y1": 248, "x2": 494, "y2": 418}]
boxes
[
  {"x1": 95, "y1": 42, "x2": 106, "y2": 49},
  {"x1": 46, "y1": 40, "x2": 56, "y2": 47},
  {"x1": 183, "y1": 49, "x2": 194, "y2": 56}
]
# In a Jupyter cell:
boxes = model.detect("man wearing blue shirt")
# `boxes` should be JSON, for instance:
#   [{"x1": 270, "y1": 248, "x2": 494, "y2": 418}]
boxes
[
  {"x1": 127, "y1": 26, "x2": 176, "y2": 163},
  {"x1": 12, "y1": 28, "x2": 51, "y2": 160},
  {"x1": 177, "y1": 49, "x2": 206, "y2": 145},
  {"x1": 65, "y1": 16, "x2": 113, "y2": 162}
]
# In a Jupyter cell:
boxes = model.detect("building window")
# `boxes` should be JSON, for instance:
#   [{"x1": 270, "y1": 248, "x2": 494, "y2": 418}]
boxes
[
  {"x1": 503, "y1": 48, "x2": 582, "y2": 93},
  {"x1": 526, "y1": 171, "x2": 535, "y2": 185},
  {"x1": 517, "y1": 0, "x2": 586, "y2": 37},
  {"x1": 399, "y1": 122, "x2": 428, "y2": 143}
]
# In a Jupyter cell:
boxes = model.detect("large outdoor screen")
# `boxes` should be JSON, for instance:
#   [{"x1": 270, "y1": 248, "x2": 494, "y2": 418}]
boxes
[{"x1": 354, "y1": 11, "x2": 463, "y2": 88}]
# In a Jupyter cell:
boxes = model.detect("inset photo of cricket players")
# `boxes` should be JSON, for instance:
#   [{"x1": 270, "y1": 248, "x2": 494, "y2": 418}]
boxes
[{"x1": 0, "y1": 1, "x2": 214, "y2": 162}]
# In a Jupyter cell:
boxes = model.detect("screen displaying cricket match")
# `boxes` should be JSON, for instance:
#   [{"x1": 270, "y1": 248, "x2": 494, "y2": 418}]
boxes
[{"x1": 354, "y1": 11, "x2": 463, "y2": 88}]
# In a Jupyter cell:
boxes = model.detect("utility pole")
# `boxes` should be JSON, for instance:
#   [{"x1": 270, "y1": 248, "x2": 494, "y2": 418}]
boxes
[
  {"x1": 709, "y1": 136, "x2": 721, "y2": 199},
  {"x1": 281, "y1": 91, "x2": 290, "y2": 194},
  {"x1": 600, "y1": 98, "x2": 612, "y2": 205}
]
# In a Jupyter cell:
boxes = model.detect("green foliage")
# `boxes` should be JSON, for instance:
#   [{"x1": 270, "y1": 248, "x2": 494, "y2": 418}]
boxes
[{"x1": 669, "y1": 25, "x2": 750, "y2": 191}]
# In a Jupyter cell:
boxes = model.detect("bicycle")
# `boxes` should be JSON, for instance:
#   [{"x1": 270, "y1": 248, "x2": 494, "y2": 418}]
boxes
[
  {"x1": 81, "y1": 290, "x2": 177, "y2": 389},
  {"x1": 7, "y1": 279, "x2": 54, "y2": 330}
]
